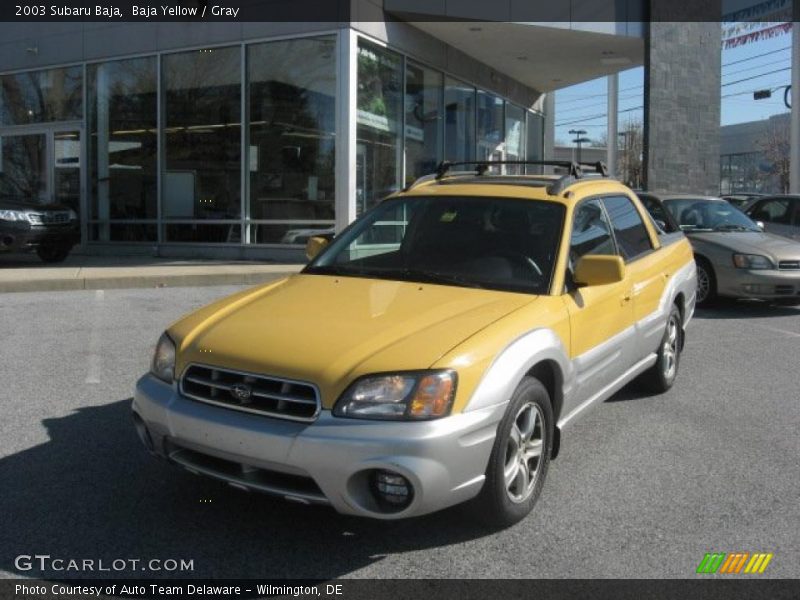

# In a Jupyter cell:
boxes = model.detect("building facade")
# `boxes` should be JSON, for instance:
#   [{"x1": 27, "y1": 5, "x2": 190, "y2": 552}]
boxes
[
  {"x1": 0, "y1": 10, "x2": 644, "y2": 259},
  {"x1": 720, "y1": 113, "x2": 792, "y2": 195}
]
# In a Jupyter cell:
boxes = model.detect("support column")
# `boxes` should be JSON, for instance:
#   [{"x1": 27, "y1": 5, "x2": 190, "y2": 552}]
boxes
[
  {"x1": 96, "y1": 63, "x2": 110, "y2": 241},
  {"x1": 335, "y1": 27, "x2": 358, "y2": 233},
  {"x1": 790, "y1": 22, "x2": 799, "y2": 194},
  {"x1": 607, "y1": 73, "x2": 618, "y2": 177},
  {"x1": 543, "y1": 93, "x2": 555, "y2": 160}
]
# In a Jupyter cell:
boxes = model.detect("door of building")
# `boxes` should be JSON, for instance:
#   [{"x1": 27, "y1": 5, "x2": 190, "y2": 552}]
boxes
[{"x1": 0, "y1": 125, "x2": 83, "y2": 245}]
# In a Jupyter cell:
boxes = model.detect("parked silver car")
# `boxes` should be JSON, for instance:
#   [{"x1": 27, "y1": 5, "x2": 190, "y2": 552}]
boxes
[
  {"x1": 746, "y1": 195, "x2": 800, "y2": 242},
  {"x1": 639, "y1": 193, "x2": 800, "y2": 306}
]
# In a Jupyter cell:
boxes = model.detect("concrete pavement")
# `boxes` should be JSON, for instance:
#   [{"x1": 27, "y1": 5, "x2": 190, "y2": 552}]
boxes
[
  {"x1": 1, "y1": 286, "x2": 798, "y2": 579},
  {"x1": 0, "y1": 254, "x2": 303, "y2": 293}
]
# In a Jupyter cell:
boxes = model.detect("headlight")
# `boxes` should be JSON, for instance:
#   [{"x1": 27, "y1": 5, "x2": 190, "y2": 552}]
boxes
[
  {"x1": 733, "y1": 253, "x2": 773, "y2": 270},
  {"x1": 0, "y1": 209, "x2": 26, "y2": 222},
  {"x1": 333, "y1": 371, "x2": 456, "y2": 420},
  {"x1": 150, "y1": 333, "x2": 176, "y2": 383}
]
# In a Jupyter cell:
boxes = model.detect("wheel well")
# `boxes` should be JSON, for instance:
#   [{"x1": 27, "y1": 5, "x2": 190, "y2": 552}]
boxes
[
  {"x1": 526, "y1": 360, "x2": 563, "y2": 460},
  {"x1": 674, "y1": 292, "x2": 685, "y2": 321},
  {"x1": 694, "y1": 253, "x2": 712, "y2": 270},
  {"x1": 673, "y1": 293, "x2": 686, "y2": 349}
]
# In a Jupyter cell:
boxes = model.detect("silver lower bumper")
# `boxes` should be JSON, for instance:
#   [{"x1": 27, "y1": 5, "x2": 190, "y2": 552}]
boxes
[
  {"x1": 132, "y1": 374, "x2": 505, "y2": 519},
  {"x1": 716, "y1": 266, "x2": 800, "y2": 300}
]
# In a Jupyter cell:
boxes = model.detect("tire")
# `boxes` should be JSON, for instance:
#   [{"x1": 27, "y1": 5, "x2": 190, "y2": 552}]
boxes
[
  {"x1": 639, "y1": 304, "x2": 683, "y2": 394},
  {"x1": 36, "y1": 243, "x2": 72, "y2": 263},
  {"x1": 695, "y1": 257, "x2": 717, "y2": 307},
  {"x1": 773, "y1": 299, "x2": 800, "y2": 307},
  {"x1": 471, "y1": 377, "x2": 554, "y2": 528}
]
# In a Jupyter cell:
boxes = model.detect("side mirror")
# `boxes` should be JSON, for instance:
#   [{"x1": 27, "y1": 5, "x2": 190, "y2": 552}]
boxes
[
  {"x1": 305, "y1": 236, "x2": 329, "y2": 261},
  {"x1": 756, "y1": 221, "x2": 765, "y2": 231},
  {"x1": 574, "y1": 255, "x2": 625, "y2": 287}
]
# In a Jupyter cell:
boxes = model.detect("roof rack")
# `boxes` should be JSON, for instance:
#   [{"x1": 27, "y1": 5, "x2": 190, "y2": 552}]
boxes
[{"x1": 410, "y1": 160, "x2": 610, "y2": 195}]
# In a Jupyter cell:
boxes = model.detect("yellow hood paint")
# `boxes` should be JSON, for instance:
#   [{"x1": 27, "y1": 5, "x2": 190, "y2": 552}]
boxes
[{"x1": 169, "y1": 274, "x2": 535, "y2": 409}]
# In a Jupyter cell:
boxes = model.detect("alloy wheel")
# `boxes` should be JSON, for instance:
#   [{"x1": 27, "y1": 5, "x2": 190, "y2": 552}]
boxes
[
  {"x1": 503, "y1": 402, "x2": 545, "y2": 504},
  {"x1": 696, "y1": 264, "x2": 710, "y2": 304},
  {"x1": 662, "y1": 314, "x2": 680, "y2": 380}
]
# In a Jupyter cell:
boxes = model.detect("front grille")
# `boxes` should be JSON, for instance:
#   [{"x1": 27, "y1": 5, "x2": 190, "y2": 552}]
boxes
[
  {"x1": 775, "y1": 285, "x2": 795, "y2": 295},
  {"x1": 27, "y1": 211, "x2": 71, "y2": 225},
  {"x1": 180, "y1": 364, "x2": 320, "y2": 422},
  {"x1": 167, "y1": 443, "x2": 328, "y2": 504},
  {"x1": 778, "y1": 260, "x2": 800, "y2": 270}
]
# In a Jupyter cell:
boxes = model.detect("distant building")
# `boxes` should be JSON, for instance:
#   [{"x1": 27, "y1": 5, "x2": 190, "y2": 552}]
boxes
[{"x1": 720, "y1": 113, "x2": 791, "y2": 195}]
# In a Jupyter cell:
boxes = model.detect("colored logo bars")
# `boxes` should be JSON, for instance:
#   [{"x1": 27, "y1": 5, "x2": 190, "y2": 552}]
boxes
[{"x1": 696, "y1": 552, "x2": 774, "y2": 574}]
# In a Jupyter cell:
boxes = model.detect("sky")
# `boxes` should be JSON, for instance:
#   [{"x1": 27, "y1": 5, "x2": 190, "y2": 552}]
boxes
[{"x1": 554, "y1": 26, "x2": 793, "y2": 146}]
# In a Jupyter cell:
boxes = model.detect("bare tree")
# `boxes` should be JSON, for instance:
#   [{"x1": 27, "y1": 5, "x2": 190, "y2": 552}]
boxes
[
  {"x1": 759, "y1": 122, "x2": 790, "y2": 194},
  {"x1": 617, "y1": 118, "x2": 644, "y2": 189}
]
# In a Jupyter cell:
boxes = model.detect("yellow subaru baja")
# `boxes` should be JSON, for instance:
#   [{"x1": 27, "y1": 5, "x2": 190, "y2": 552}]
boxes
[{"x1": 133, "y1": 160, "x2": 696, "y2": 527}]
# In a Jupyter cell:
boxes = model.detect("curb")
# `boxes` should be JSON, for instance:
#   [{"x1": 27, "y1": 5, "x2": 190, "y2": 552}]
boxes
[{"x1": 0, "y1": 269, "x2": 301, "y2": 293}]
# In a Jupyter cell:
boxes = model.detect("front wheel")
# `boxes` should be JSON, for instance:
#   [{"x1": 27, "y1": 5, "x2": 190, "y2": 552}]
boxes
[
  {"x1": 36, "y1": 243, "x2": 72, "y2": 263},
  {"x1": 470, "y1": 377, "x2": 553, "y2": 528},
  {"x1": 695, "y1": 258, "x2": 717, "y2": 307},
  {"x1": 639, "y1": 304, "x2": 683, "y2": 394}
]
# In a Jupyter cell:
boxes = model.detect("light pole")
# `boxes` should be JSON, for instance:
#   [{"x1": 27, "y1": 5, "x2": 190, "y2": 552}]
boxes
[{"x1": 569, "y1": 128, "x2": 590, "y2": 163}]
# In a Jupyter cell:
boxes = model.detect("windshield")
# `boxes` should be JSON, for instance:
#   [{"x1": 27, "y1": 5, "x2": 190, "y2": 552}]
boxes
[
  {"x1": 304, "y1": 196, "x2": 565, "y2": 294},
  {"x1": 663, "y1": 198, "x2": 760, "y2": 232}
]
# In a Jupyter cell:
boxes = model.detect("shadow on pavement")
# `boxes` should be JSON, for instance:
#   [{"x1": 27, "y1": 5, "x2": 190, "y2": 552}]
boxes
[
  {"x1": 0, "y1": 399, "x2": 497, "y2": 580},
  {"x1": 693, "y1": 299, "x2": 800, "y2": 320}
]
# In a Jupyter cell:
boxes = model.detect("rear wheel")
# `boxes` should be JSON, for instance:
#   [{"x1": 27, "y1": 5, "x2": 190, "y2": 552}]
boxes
[
  {"x1": 36, "y1": 243, "x2": 72, "y2": 263},
  {"x1": 639, "y1": 304, "x2": 683, "y2": 394},
  {"x1": 695, "y1": 257, "x2": 717, "y2": 307},
  {"x1": 471, "y1": 377, "x2": 553, "y2": 528}
]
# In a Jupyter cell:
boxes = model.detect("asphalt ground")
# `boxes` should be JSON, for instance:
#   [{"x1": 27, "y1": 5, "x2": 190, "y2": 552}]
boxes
[{"x1": 0, "y1": 285, "x2": 798, "y2": 579}]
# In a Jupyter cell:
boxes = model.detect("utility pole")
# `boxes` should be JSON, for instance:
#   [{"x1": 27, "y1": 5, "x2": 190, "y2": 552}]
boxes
[{"x1": 791, "y1": 21, "x2": 799, "y2": 193}]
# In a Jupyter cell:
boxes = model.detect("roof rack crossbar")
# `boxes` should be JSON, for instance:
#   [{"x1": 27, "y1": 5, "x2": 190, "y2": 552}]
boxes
[{"x1": 429, "y1": 160, "x2": 610, "y2": 195}]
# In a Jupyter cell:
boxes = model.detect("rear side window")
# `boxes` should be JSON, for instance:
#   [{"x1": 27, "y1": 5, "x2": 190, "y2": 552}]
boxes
[
  {"x1": 751, "y1": 198, "x2": 791, "y2": 224},
  {"x1": 602, "y1": 195, "x2": 653, "y2": 260}
]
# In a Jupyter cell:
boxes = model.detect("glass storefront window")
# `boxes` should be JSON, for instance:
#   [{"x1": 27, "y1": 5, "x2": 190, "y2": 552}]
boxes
[
  {"x1": 88, "y1": 57, "x2": 158, "y2": 240},
  {"x1": 357, "y1": 40, "x2": 402, "y2": 214},
  {"x1": 0, "y1": 134, "x2": 47, "y2": 205},
  {"x1": 164, "y1": 223, "x2": 241, "y2": 243},
  {"x1": 0, "y1": 66, "x2": 82, "y2": 126},
  {"x1": 505, "y1": 104, "x2": 525, "y2": 174},
  {"x1": 248, "y1": 36, "x2": 336, "y2": 244},
  {"x1": 444, "y1": 77, "x2": 475, "y2": 163},
  {"x1": 477, "y1": 91, "x2": 504, "y2": 169},
  {"x1": 162, "y1": 46, "x2": 241, "y2": 237},
  {"x1": 405, "y1": 61, "x2": 442, "y2": 183}
]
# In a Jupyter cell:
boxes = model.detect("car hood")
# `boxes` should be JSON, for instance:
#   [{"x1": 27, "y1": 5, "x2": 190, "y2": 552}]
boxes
[
  {"x1": 172, "y1": 274, "x2": 534, "y2": 408},
  {"x1": 688, "y1": 231, "x2": 800, "y2": 261},
  {"x1": 0, "y1": 199, "x2": 72, "y2": 212}
]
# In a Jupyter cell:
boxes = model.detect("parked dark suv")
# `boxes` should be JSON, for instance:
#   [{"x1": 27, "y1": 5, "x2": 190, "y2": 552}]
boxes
[{"x1": 0, "y1": 199, "x2": 80, "y2": 262}]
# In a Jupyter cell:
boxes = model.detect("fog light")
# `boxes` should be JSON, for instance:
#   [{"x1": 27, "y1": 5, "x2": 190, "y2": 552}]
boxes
[{"x1": 371, "y1": 470, "x2": 413, "y2": 510}]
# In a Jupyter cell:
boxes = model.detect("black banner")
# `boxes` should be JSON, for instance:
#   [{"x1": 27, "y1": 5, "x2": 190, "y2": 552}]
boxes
[
  {"x1": 3, "y1": 579, "x2": 800, "y2": 600},
  {"x1": 0, "y1": 0, "x2": 784, "y2": 23}
]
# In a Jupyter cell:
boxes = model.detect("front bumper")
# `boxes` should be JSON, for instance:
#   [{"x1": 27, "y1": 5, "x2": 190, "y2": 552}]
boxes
[
  {"x1": 132, "y1": 374, "x2": 504, "y2": 519},
  {"x1": 716, "y1": 265, "x2": 800, "y2": 300},
  {"x1": 0, "y1": 223, "x2": 79, "y2": 253}
]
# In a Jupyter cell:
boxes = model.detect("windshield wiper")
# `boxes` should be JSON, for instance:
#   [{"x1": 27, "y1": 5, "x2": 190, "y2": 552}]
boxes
[
  {"x1": 304, "y1": 264, "x2": 366, "y2": 276},
  {"x1": 714, "y1": 224, "x2": 755, "y2": 232},
  {"x1": 399, "y1": 268, "x2": 486, "y2": 289}
]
